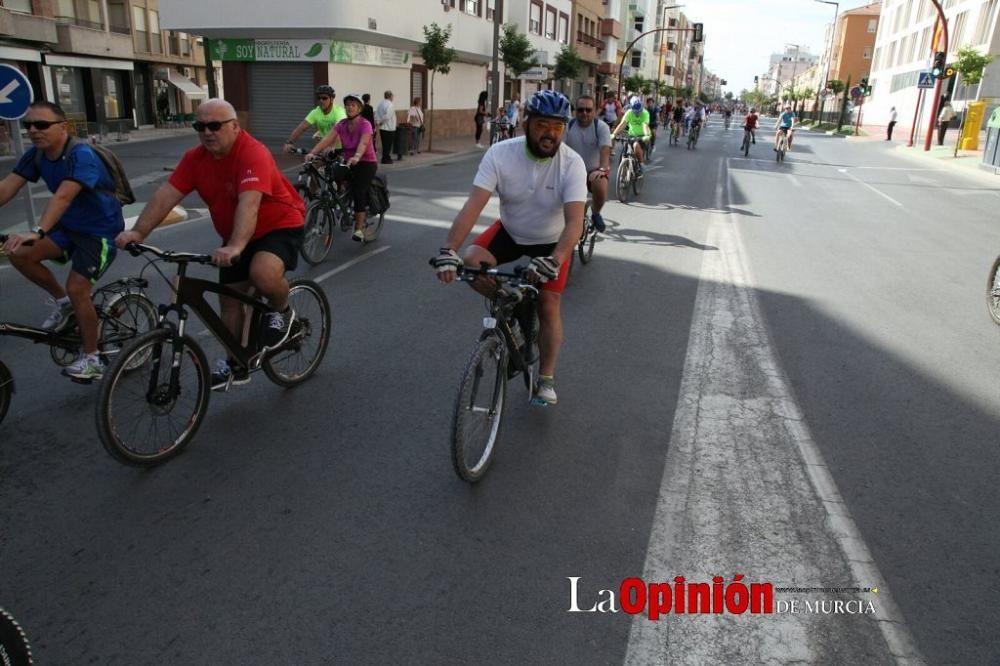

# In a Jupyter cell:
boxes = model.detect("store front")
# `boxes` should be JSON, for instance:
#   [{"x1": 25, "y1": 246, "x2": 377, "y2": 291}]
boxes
[{"x1": 43, "y1": 54, "x2": 135, "y2": 135}]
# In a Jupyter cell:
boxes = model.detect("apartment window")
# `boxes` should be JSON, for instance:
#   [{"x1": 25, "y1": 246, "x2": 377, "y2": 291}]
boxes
[
  {"x1": 558, "y1": 13, "x2": 569, "y2": 44},
  {"x1": 903, "y1": 0, "x2": 913, "y2": 26},
  {"x1": 179, "y1": 31, "x2": 190, "y2": 56},
  {"x1": 545, "y1": 5, "x2": 556, "y2": 39},
  {"x1": 1, "y1": 0, "x2": 33, "y2": 13},
  {"x1": 864, "y1": 45, "x2": 873, "y2": 59},
  {"x1": 132, "y1": 5, "x2": 148, "y2": 52},
  {"x1": 149, "y1": 9, "x2": 161, "y2": 54},
  {"x1": 897, "y1": 35, "x2": 909, "y2": 64},
  {"x1": 919, "y1": 26, "x2": 931, "y2": 55},
  {"x1": 529, "y1": 1, "x2": 542, "y2": 34},
  {"x1": 461, "y1": 0, "x2": 480, "y2": 17},
  {"x1": 888, "y1": 40, "x2": 897, "y2": 66},
  {"x1": 893, "y1": 7, "x2": 902, "y2": 32},
  {"x1": 952, "y1": 11, "x2": 968, "y2": 46},
  {"x1": 108, "y1": 0, "x2": 128, "y2": 33},
  {"x1": 975, "y1": 0, "x2": 997, "y2": 44},
  {"x1": 668, "y1": 17, "x2": 677, "y2": 27},
  {"x1": 873, "y1": 46, "x2": 883, "y2": 69},
  {"x1": 56, "y1": 0, "x2": 75, "y2": 18},
  {"x1": 634, "y1": 16, "x2": 643, "y2": 33},
  {"x1": 631, "y1": 49, "x2": 642, "y2": 68},
  {"x1": 867, "y1": 18, "x2": 878, "y2": 33},
  {"x1": 486, "y1": 0, "x2": 496, "y2": 20}
]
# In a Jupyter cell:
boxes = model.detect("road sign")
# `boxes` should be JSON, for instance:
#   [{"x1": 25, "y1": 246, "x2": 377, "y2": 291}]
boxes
[
  {"x1": 917, "y1": 71, "x2": 936, "y2": 89},
  {"x1": 0, "y1": 64, "x2": 33, "y2": 120},
  {"x1": 520, "y1": 66, "x2": 549, "y2": 81}
]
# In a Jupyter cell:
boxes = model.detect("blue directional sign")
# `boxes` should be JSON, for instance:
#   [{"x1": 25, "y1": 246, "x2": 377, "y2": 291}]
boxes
[
  {"x1": 917, "y1": 71, "x2": 936, "y2": 89},
  {"x1": 0, "y1": 64, "x2": 33, "y2": 120}
]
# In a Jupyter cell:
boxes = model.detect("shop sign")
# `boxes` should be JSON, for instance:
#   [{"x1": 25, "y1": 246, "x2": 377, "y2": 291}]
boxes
[{"x1": 210, "y1": 39, "x2": 410, "y2": 68}]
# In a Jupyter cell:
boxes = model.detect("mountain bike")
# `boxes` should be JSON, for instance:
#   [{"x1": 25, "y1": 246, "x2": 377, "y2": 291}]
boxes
[
  {"x1": 445, "y1": 263, "x2": 541, "y2": 483},
  {"x1": 95, "y1": 242, "x2": 331, "y2": 466},
  {"x1": 775, "y1": 128, "x2": 790, "y2": 163},
  {"x1": 292, "y1": 150, "x2": 384, "y2": 263},
  {"x1": 687, "y1": 121, "x2": 701, "y2": 149},
  {"x1": 614, "y1": 136, "x2": 644, "y2": 203},
  {"x1": 741, "y1": 127, "x2": 753, "y2": 157},
  {"x1": 0, "y1": 236, "x2": 157, "y2": 385},
  {"x1": 491, "y1": 117, "x2": 513, "y2": 144},
  {"x1": 578, "y1": 196, "x2": 597, "y2": 265},
  {"x1": 987, "y1": 255, "x2": 1000, "y2": 325}
]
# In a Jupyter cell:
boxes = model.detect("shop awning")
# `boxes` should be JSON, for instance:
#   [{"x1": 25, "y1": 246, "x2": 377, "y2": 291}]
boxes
[{"x1": 165, "y1": 70, "x2": 207, "y2": 98}]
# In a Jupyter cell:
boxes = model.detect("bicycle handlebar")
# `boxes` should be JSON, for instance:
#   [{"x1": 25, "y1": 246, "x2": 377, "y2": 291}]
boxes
[{"x1": 126, "y1": 242, "x2": 214, "y2": 264}]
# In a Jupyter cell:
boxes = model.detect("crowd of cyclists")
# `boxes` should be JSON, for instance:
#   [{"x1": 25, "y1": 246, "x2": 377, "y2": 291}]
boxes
[{"x1": 0, "y1": 82, "x2": 790, "y2": 411}]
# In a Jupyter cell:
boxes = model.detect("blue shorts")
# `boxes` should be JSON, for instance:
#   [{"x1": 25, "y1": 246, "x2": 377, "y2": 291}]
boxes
[{"x1": 49, "y1": 228, "x2": 117, "y2": 283}]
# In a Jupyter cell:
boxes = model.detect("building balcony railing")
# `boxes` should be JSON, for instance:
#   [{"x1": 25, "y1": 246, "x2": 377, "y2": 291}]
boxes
[
  {"x1": 109, "y1": 24, "x2": 129, "y2": 35},
  {"x1": 54, "y1": 15, "x2": 103, "y2": 31},
  {"x1": 576, "y1": 30, "x2": 603, "y2": 52}
]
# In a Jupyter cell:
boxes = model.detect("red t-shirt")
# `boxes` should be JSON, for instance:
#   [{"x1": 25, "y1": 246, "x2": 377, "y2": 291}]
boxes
[{"x1": 169, "y1": 130, "x2": 305, "y2": 243}]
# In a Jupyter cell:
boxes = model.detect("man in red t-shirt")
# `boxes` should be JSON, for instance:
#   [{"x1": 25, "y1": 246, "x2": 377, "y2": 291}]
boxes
[{"x1": 117, "y1": 98, "x2": 305, "y2": 388}]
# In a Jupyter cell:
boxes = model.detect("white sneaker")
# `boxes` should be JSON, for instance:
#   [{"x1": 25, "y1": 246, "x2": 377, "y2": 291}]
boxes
[
  {"x1": 532, "y1": 378, "x2": 558, "y2": 406},
  {"x1": 42, "y1": 297, "x2": 74, "y2": 330},
  {"x1": 62, "y1": 353, "x2": 104, "y2": 381},
  {"x1": 475, "y1": 143, "x2": 485, "y2": 148}
]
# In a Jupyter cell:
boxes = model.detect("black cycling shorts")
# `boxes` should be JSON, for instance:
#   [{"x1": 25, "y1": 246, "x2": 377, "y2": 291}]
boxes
[{"x1": 219, "y1": 227, "x2": 304, "y2": 285}]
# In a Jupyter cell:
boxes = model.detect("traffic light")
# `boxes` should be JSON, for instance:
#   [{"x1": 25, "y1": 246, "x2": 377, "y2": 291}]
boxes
[
  {"x1": 944, "y1": 65, "x2": 956, "y2": 78},
  {"x1": 721, "y1": 79, "x2": 727, "y2": 86},
  {"x1": 754, "y1": 75, "x2": 759, "y2": 84},
  {"x1": 860, "y1": 77, "x2": 871, "y2": 95},
  {"x1": 692, "y1": 23, "x2": 704, "y2": 43},
  {"x1": 932, "y1": 51, "x2": 946, "y2": 78}
]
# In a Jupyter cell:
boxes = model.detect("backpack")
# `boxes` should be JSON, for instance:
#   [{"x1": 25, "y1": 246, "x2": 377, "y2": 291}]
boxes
[
  {"x1": 34, "y1": 136, "x2": 136, "y2": 206},
  {"x1": 367, "y1": 174, "x2": 390, "y2": 215}
]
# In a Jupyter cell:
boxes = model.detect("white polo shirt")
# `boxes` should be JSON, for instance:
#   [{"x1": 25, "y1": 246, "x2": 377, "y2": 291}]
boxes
[{"x1": 472, "y1": 137, "x2": 587, "y2": 245}]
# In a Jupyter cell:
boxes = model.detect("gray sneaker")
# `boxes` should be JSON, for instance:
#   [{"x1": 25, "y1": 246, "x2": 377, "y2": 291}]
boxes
[
  {"x1": 62, "y1": 354, "x2": 104, "y2": 381},
  {"x1": 532, "y1": 378, "x2": 558, "y2": 406},
  {"x1": 41, "y1": 297, "x2": 74, "y2": 330}
]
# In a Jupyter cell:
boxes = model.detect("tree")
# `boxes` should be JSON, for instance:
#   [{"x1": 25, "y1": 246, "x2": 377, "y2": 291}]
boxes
[
  {"x1": 724, "y1": 91, "x2": 734, "y2": 101},
  {"x1": 553, "y1": 46, "x2": 583, "y2": 95},
  {"x1": 954, "y1": 46, "x2": 993, "y2": 86},
  {"x1": 500, "y1": 24, "x2": 537, "y2": 98},
  {"x1": 623, "y1": 73, "x2": 647, "y2": 98},
  {"x1": 420, "y1": 23, "x2": 456, "y2": 151},
  {"x1": 698, "y1": 91, "x2": 711, "y2": 104}
]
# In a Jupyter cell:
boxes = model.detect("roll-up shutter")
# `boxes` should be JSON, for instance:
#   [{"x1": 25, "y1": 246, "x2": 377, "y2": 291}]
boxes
[{"x1": 248, "y1": 62, "x2": 314, "y2": 141}]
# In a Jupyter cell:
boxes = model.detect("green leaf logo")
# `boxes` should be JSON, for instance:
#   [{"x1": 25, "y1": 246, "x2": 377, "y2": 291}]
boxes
[{"x1": 305, "y1": 43, "x2": 323, "y2": 58}]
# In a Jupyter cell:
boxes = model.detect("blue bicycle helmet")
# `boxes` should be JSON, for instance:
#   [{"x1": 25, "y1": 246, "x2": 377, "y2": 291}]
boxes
[{"x1": 524, "y1": 90, "x2": 571, "y2": 121}]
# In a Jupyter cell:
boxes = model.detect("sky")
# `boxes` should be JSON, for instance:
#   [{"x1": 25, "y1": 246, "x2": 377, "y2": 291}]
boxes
[{"x1": 679, "y1": 0, "x2": 868, "y2": 93}]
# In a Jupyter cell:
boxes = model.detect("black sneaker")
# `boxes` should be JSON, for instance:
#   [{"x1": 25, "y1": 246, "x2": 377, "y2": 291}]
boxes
[
  {"x1": 261, "y1": 308, "x2": 296, "y2": 350},
  {"x1": 211, "y1": 359, "x2": 250, "y2": 391}
]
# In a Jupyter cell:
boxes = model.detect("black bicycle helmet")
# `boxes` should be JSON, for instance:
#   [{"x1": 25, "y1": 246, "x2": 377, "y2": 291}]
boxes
[{"x1": 316, "y1": 85, "x2": 335, "y2": 97}]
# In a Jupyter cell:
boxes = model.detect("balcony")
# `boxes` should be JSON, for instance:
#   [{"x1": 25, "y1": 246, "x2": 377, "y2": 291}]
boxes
[
  {"x1": 0, "y1": 7, "x2": 58, "y2": 43},
  {"x1": 600, "y1": 18, "x2": 620, "y2": 39},
  {"x1": 55, "y1": 21, "x2": 133, "y2": 59},
  {"x1": 576, "y1": 30, "x2": 604, "y2": 51}
]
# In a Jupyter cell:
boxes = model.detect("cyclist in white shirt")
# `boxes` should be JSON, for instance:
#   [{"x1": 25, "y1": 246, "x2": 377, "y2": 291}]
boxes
[{"x1": 431, "y1": 90, "x2": 586, "y2": 406}]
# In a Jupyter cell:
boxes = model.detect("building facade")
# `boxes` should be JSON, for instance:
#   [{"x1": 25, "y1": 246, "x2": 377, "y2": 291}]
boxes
[
  {"x1": 867, "y1": 0, "x2": 1000, "y2": 128},
  {"x1": 760, "y1": 46, "x2": 819, "y2": 98}
]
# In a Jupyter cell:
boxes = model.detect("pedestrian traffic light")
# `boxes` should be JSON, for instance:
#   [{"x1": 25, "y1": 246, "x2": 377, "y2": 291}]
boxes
[
  {"x1": 692, "y1": 23, "x2": 704, "y2": 43},
  {"x1": 932, "y1": 51, "x2": 946, "y2": 78}
]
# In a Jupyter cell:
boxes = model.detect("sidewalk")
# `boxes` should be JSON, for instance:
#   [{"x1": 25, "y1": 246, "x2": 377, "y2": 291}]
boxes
[
  {"x1": 0, "y1": 127, "x2": 195, "y2": 167},
  {"x1": 848, "y1": 122, "x2": 997, "y2": 178}
]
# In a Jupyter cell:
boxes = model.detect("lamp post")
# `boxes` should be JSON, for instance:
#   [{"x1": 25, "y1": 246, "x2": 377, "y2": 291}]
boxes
[
  {"x1": 815, "y1": 0, "x2": 839, "y2": 123},
  {"x1": 655, "y1": 4, "x2": 685, "y2": 104}
]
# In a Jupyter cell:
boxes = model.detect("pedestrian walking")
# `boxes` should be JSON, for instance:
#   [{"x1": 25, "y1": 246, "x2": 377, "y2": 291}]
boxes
[
  {"x1": 408, "y1": 97, "x2": 424, "y2": 154},
  {"x1": 887, "y1": 106, "x2": 898, "y2": 141},
  {"x1": 375, "y1": 90, "x2": 397, "y2": 164},
  {"x1": 475, "y1": 90, "x2": 488, "y2": 148},
  {"x1": 937, "y1": 101, "x2": 956, "y2": 146},
  {"x1": 362, "y1": 93, "x2": 376, "y2": 153}
]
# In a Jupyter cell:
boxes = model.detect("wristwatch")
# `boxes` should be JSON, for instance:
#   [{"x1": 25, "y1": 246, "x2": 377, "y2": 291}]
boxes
[{"x1": 31, "y1": 226, "x2": 46, "y2": 239}]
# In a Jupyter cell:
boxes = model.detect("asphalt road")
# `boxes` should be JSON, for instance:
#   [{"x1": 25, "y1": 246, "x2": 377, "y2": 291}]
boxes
[{"x1": 0, "y1": 121, "x2": 998, "y2": 665}]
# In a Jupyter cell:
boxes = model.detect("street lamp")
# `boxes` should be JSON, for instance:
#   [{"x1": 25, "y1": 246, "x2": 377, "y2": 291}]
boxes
[{"x1": 815, "y1": 0, "x2": 839, "y2": 123}]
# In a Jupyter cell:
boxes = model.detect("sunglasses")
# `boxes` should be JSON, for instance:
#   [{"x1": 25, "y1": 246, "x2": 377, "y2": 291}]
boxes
[
  {"x1": 532, "y1": 119, "x2": 566, "y2": 135},
  {"x1": 22, "y1": 120, "x2": 64, "y2": 130},
  {"x1": 193, "y1": 118, "x2": 236, "y2": 133},
  {"x1": 318, "y1": 96, "x2": 331, "y2": 101},
  {"x1": 576, "y1": 107, "x2": 594, "y2": 113}
]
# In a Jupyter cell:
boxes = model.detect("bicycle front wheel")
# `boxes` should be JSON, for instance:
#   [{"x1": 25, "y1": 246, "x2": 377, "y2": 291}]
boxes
[
  {"x1": 263, "y1": 279, "x2": 331, "y2": 387},
  {"x1": 579, "y1": 201, "x2": 596, "y2": 264},
  {"x1": 987, "y1": 255, "x2": 1000, "y2": 325},
  {"x1": 301, "y1": 201, "x2": 334, "y2": 265},
  {"x1": 99, "y1": 292, "x2": 158, "y2": 370},
  {"x1": 96, "y1": 329, "x2": 210, "y2": 466},
  {"x1": 616, "y1": 160, "x2": 631, "y2": 204},
  {"x1": 452, "y1": 333, "x2": 508, "y2": 483}
]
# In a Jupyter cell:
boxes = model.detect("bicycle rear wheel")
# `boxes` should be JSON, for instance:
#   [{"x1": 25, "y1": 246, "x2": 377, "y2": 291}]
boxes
[
  {"x1": 987, "y1": 255, "x2": 1000, "y2": 325},
  {"x1": 301, "y1": 201, "x2": 334, "y2": 265},
  {"x1": 452, "y1": 333, "x2": 508, "y2": 483},
  {"x1": 263, "y1": 279, "x2": 331, "y2": 387},
  {"x1": 0, "y1": 360, "x2": 12, "y2": 425},
  {"x1": 96, "y1": 329, "x2": 210, "y2": 466},
  {"x1": 99, "y1": 292, "x2": 158, "y2": 370}
]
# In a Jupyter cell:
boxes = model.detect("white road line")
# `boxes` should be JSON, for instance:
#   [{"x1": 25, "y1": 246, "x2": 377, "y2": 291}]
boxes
[
  {"x1": 786, "y1": 173, "x2": 803, "y2": 188},
  {"x1": 314, "y1": 245, "x2": 391, "y2": 283},
  {"x1": 838, "y1": 168, "x2": 904, "y2": 207},
  {"x1": 624, "y1": 158, "x2": 923, "y2": 665}
]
